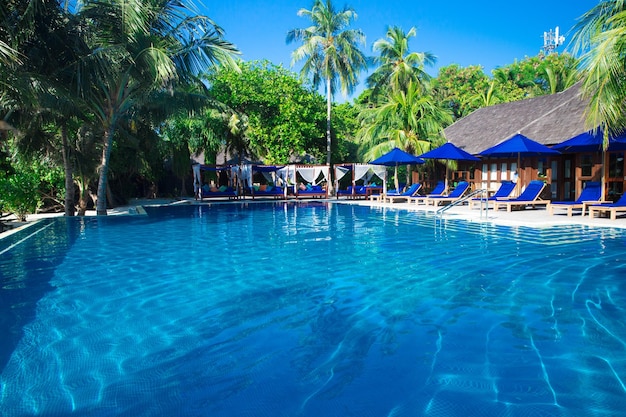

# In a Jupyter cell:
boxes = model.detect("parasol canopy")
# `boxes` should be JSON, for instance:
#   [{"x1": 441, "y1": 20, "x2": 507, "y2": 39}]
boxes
[
  {"x1": 370, "y1": 148, "x2": 424, "y2": 194},
  {"x1": 479, "y1": 133, "x2": 560, "y2": 158}
]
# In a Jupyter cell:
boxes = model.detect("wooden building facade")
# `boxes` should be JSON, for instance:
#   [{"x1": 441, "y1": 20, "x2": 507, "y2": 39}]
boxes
[{"x1": 443, "y1": 82, "x2": 623, "y2": 201}]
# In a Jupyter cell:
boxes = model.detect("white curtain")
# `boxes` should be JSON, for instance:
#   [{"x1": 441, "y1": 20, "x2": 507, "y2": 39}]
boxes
[
  {"x1": 296, "y1": 166, "x2": 330, "y2": 185},
  {"x1": 335, "y1": 166, "x2": 350, "y2": 181},
  {"x1": 232, "y1": 164, "x2": 252, "y2": 189},
  {"x1": 318, "y1": 166, "x2": 329, "y2": 183},
  {"x1": 297, "y1": 167, "x2": 317, "y2": 183},
  {"x1": 261, "y1": 171, "x2": 274, "y2": 183},
  {"x1": 277, "y1": 166, "x2": 296, "y2": 186},
  {"x1": 192, "y1": 164, "x2": 202, "y2": 184},
  {"x1": 335, "y1": 166, "x2": 351, "y2": 190},
  {"x1": 276, "y1": 165, "x2": 297, "y2": 197},
  {"x1": 192, "y1": 163, "x2": 202, "y2": 197},
  {"x1": 370, "y1": 166, "x2": 386, "y2": 183},
  {"x1": 353, "y1": 164, "x2": 371, "y2": 182}
]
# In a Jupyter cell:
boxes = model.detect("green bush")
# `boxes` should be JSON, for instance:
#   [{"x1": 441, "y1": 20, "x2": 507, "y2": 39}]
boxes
[{"x1": 0, "y1": 171, "x2": 41, "y2": 221}]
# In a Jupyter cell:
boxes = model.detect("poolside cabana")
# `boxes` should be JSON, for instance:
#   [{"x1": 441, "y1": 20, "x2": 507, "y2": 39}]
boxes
[
  {"x1": 335, "y1": 163, "x2": 386, "y2": 199},
  {"x1": 247, "y1": 165, "x2": 287, "y2": 199},
  {"x1": 292, "y1": 164, "x2": 330, "y2": 199},
  {"x1": 197, "y1": 164, "x2": 241, "y2": 200}
]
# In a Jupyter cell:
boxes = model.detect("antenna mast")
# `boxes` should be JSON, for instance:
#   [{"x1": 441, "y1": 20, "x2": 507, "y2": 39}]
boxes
[{"x1": 542, "y1": 26, "x2": 565, "y2": 54}]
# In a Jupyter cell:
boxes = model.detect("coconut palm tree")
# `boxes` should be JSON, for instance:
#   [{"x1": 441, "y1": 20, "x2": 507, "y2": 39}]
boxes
[
  {"x1": 571, "y1": 0, "x2": 626, "y2": 139},
  {"x1": 76, "y1": 0, "x2": 240, "y2": 214},
  {"x1": 1, "y1": 0, "x2": 95, "y2": 216},
  {"x1": 470, "y1": 80, "x2": 501, "y2": 109},
  {"x1": 287, "y1": 0, "x2": 369, "y2": 178},
  {"x1": 358, "y1": 81, "x2": 453, "y2": 186},
  {"x1": 367, "y1": 26, "x2": 435, "y2": 101},
  {"x1": 543, "y1": 64, "x2": 580, "y2": 95}
]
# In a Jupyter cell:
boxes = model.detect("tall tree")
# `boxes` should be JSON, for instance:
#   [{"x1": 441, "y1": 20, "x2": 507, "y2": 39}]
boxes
[
  {"x1": 1, "y1": 0, "x2": 93, "y2": 216},
  {"x1": 538, "y1": 53, "x2": 581, "y2": 94},
  {"x1": 431, "y1": 64, "x2": 491, "y2": 120},
  {"x1": 357, "y1": 81, "x2": 452, "y2": 186},
  {"x1": 571, "y1": 0, "x2": 626, "y2": 138},
  {"x1": 205, "y1": 61, "x2": 327, "y2": 164},
  {"x1": 287, "y1": 0, "x2": 369, "y2": 182},
  {"x1": 367, "y1": 26, "x2": 435, "y2": 100},
  {"x1": 77, "y1": 0, "x2": 240, "y2": 214}
]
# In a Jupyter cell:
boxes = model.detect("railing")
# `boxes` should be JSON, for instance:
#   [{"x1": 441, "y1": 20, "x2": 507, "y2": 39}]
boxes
[{"x1": 436, "y1": 189, "x2": 489, "y2": 218}]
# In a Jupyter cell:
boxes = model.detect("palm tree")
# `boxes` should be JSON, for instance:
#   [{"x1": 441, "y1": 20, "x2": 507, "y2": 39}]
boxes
[
  {"x1": 287, "y1": 0, "x2": 369, "y2": 181},
  {"x1": 76, "y1": 0, "x2": 240, "y2": 214},
  {"x1": 543, "y1": 64, "x2": 580, "y2": 95},
  {"x1": 358, "y1": 81, "x2": 453, "y2": 187},
  {"x1": 1, "y1": 0, "x2": 95, "y2": 216},
  {"x1": 367, "y1": 26, "x2": 435, "y2": 100},
  {"x1": 470, "y1": 80, "x2": 501, "y2": 109},
  {"x1": 571, "y1": 1, "x2": 626, "y2": 139}
]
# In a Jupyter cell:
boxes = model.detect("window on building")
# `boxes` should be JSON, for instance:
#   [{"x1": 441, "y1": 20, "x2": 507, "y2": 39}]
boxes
[
  {"x1": 609, "y1": 153, "x2": 624, "y2": 178},
  {"x1": 581, "y1": 155, "x2": 593, "y2": 177}
]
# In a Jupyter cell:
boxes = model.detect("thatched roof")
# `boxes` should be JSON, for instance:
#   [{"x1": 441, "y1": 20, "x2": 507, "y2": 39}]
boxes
[{"x1": 445, "y1": 82, "x2": 592, "y2": 155}]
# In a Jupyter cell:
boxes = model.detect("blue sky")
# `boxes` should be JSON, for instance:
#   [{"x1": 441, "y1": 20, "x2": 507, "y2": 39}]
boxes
[{"x1": 202, "y1": 0, "x2": 599, "y2": 101}]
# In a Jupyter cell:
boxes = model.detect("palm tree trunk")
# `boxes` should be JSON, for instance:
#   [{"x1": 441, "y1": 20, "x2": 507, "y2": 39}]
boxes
[
  {"x1": 76, "y1": 176, "x2": 89, "y2": 216},
  {"x1": 96, "y1": 124, "x2": 115, "y2": 215},
  {"x1": 61, "y1": 124, "x2": 75, "y2": 216},
  {"x1": 326, "y1": 76, "x2": 334, "y2": 195}
]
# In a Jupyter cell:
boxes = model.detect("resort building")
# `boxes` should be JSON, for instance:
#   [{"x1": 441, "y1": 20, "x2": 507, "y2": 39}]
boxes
[{"x1": 443, "y1": 82, "x2": 622, "y2": 201}]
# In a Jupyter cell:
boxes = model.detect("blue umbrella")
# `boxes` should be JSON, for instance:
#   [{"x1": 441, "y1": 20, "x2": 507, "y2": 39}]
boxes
[
  {"x1": 479, "y1": 133, "x2": 560, "y2": 158},
  {"x1": 418, "y1": 142, "x2": 480, "y2": 190},
  {"x1": 553, "y1": 129, "x2": 626, "y2": 152},
  {"x1": 479, "y1": 133, "x2": 560, "y2": 194},
  {"x1": 418, "y1": 142, "x2": 480, "y2": 161},
  {"x1": 553, "y1": 129, "x2": 626, "y2": 200},
  {"x1": 370, "y1": 147, "x2": 425, "y2": 166},
  {"x1": 370, "y1": 147, "x2": 424, "y2": 194}
]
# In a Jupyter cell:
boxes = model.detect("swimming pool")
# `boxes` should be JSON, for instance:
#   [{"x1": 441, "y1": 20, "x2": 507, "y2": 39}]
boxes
[{"x1": 1, "y1": 201, "x2": 626, "y2": 417}]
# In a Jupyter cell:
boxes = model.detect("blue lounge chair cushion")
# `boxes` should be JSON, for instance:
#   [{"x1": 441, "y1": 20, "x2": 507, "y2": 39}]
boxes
[
  {"x1": 429, "y1": 181, "x2": 469, "y2": 199},
  {"x1": 498, "y1": 180, "x2": 544, "y2": 202},
  {"x1": 491, "y1": 181, "x2": 516, "y2": 199},
  {"x1": 550, "y1": 181, "x2": 601, "y2": 205},
  {"x1": 427, "y1": 181, "x2": 446, "y2": 196},
  {"x1": 393, "y1": 183, "x2": 421, "y2": 197},
  {"x1": 589, "y1": 192, "x2": 626, "y2": 208}
]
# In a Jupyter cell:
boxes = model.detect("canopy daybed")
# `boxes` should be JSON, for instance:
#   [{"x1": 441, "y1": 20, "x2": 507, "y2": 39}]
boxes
[{"x1": 335, "y1": 163, "x2": 386, "y2": 199}]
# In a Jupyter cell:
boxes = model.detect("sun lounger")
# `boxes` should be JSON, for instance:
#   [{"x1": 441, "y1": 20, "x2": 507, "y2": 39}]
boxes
[
  {"x1": 547, "y1": 181, "x2": 601, "y2": 216},
  {"x1": 469, "y1": 181, "x2": 516, "y2": 209},
  {"x1": 492, "y1": 180, "x2": 547, "y2": 212},
  {"x1": 250, "y1": 185, "x2": 285, "y2": 199},
  {"x1": 384, "y1": 183, "x2": 407, "y2": 196},
  {"x1": 587, "y1": 193, "x2": 626, "y2": 220},
  {"x1": 201, "y1": 186, "x2": 238, "y2": 200},
  {"x1": 379, "y1": 183, "x2": 422, "y2": 203},
  {"x1": 409, "y1": 180, "x2": 446, "y2": 205},
  {"x1": 337, "y1": 185, "x2": 379, "y2": 199},
  {"x1": 296, "y1": 184, "x2": 327, "y2": 199},
  {"x1": 419, "y1": 181, "x2": 470, "y2": 206}
]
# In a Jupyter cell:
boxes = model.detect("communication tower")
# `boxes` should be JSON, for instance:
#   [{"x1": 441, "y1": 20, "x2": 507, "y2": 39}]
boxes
[{"x1": 542, "y1": 27, "x2": 565, "y2": 54}]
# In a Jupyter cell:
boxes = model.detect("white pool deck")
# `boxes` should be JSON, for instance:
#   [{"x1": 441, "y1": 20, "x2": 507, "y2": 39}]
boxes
[{"x1": 3, "y1": 195, "x2": 626, "y2": 240}]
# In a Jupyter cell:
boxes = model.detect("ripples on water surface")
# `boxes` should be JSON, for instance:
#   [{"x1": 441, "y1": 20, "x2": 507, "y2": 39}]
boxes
[{"x1": 1, "y1": 202, "x2": 626, "y2": 417}]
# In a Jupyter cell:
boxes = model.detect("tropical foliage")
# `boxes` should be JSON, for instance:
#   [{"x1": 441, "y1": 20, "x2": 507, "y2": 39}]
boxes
[
  {"x1": 358, "y1": 25, "x2": 450, "y2": 163},
  {"x1": 205, "y1": 61, "x2": 328, "y2": 164},
  {"x1": 571, "y1": 0, "x2": 626, "y2": 139},
  {"x1": 367, "y1": 26, "x2": 435, "y2": 101},
  {"x1": 287, "y1": 0, "x2": 369, "y2": 170},
  {"x1": 1, "y1": 0, "x2": 613, "y2": 220}
]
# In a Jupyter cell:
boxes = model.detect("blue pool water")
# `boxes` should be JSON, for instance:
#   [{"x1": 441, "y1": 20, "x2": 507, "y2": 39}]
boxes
[{"x1": 1, "y1": 201, "x2": 626, "y2": 417}]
